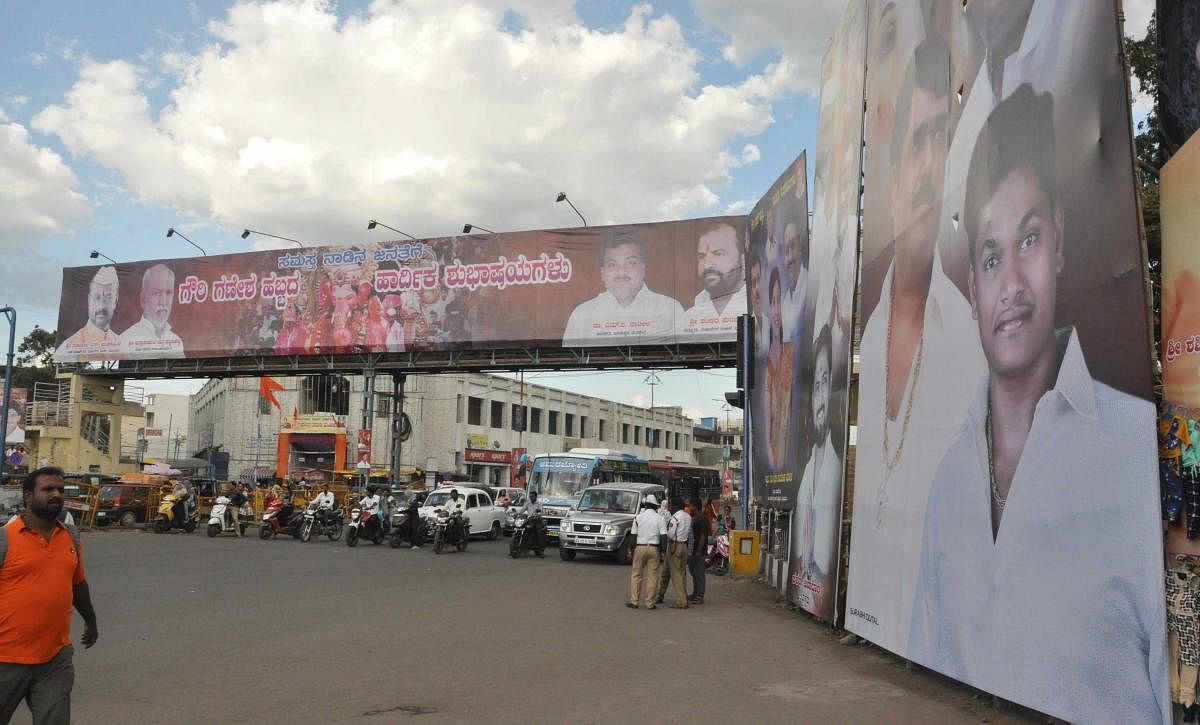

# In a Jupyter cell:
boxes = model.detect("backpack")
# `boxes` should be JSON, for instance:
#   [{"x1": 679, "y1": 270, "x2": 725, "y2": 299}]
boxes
[{"x1": 0, "y1": 518, "x2": 82, "y2": 571}]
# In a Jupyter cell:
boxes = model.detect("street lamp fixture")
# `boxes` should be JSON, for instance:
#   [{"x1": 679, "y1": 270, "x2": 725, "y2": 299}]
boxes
[
  {"x1": 166, "y1": 227, "x2": 207, "y2": 256},
  {"x1": 367, "y1": 220, "x2": 418, "y2": 240},
  {"x1": 89, "y1": 250, "x2": 118, "y2": 265},
  {"x1": 241, "y1": 228, "x2": 305, "y2": 249},
  {"x1": 462, "y1": 224, "x2": 496, "y2": 235},
  {"x1": 555, "y1": 192, "x2": 588, "y2": 227}
]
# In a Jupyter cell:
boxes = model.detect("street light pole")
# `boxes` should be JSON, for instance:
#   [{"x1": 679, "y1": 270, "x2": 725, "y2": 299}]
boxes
[
  {"x1": 0, "y1": 307, "x2": 15, "y2": 484},
  {"x1": 241, "y1": 229, "x2": 305, "y2": 249},
  {"x1": 555, "y1": 192, "x2": 588, "y2": 226}
]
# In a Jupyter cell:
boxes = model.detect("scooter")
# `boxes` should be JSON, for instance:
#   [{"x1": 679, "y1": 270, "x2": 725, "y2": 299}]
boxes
[
  {"x1": 152, "y1": 486, "x2": 199, "y2": 534},
  {"x1": 345, "y1": 507, "x2": 385, "y2": 547},
  {"x1": 299, "y1": 502, "x2": 344, "y2": 542},
  {"x1": 259, "y1": 496, "x2": 303, "y2": 540},
  {"x1": 706, "y1": 533, "x2": 730, "y2": 576},
  {"x1": 206, "y1": 495, "x2": 250, "y2": 537}
]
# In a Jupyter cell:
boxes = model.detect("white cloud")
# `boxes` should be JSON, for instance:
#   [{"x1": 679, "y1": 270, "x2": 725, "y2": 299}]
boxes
[
  {"x1": 0, "y1": 121, "x2": 90, "y2": 247},
  {"x1": 724, "y1": 198, "x2": 755, "y2": 214},
  {"x1": 631, "y1": 393, "x2": 647, "y2": 408},
  {"x1": 5, "y1": 96, "x2": 29, "y2": 112},
  {"x1": 32, "y1": 0, "x2": 789, "y2": 242},
  {"x1": 1123, "y1": 0, "x2": 1154, "y2": 40},
  {"x1": 740, "y1": 143, "x2": 760, "y2": 164},
  {"x1": 692, "y1": 0, "x2": 846, "y2": 94}
]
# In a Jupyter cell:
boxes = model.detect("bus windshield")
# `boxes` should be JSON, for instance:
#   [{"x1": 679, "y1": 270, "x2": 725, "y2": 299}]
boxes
[{"x1": 531, "y1": 470, "x2": 591, "y2": 501}]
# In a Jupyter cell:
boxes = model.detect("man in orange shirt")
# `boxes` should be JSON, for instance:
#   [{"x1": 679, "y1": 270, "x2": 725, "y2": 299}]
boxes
[{"x1": 0, "y1": 467, "x2": 99, "y2": 724}]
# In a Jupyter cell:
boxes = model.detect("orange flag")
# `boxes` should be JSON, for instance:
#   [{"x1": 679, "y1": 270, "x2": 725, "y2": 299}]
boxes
[{"x1": 258, "y1": 376, "x2": 285, "y2": 410}]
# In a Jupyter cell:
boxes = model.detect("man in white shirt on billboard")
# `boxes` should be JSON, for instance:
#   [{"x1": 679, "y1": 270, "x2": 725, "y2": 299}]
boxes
[
  {"x1": 563, "y1": 231, "x2": 684, "y2": 347},
  {"x1": 119, "y1": 263, "x2": 185, "y2": 359},
  {"x1": 907, "y1": 85, "x2": 1168, "y2": 725},
  {"x1": 780, "y1": 217, "x2": 808, "y2": 345},
  {"x1": 60, "y1": 265, "x2": 121, "y2": 361},
  {"x1": 680, "y1": 221, "x2": 747, "y2": 340},
  {"x1": 845, "y1": 34, "x2": 985, "y2": 654}
]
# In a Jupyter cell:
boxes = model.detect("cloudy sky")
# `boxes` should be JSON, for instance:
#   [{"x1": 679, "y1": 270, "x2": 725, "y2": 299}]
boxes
[{"x1": 0, "y1": 0, "x2": 1153, "y2": 423}]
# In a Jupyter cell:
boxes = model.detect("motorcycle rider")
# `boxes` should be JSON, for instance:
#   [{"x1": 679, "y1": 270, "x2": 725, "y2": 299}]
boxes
[
  {"x1": 443, "y1": 488, "x2": 465, "y2": 541},
  {"x1": 227, "y1": 484, "x2": 248, "y2": 537},
  {"x1": 519, "y1": 490, "x2": 545, "y2": 556},
  {"x1": 359, "y1": 486, "x2": 381, "y2": 533},
  {"x1": 407, "y1": 494, "x2": 422, "y2": 550},
  {"x1": 312, "y1": 483, "x2": 336, "y2": 529}
]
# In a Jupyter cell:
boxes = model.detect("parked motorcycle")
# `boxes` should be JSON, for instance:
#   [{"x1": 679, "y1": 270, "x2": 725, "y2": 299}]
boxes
[
  {"x1": 206, "y1": 494, "x2": 250, "y2": 537},
  {"x1": 300, "y1": 502, "x2": 344, "y2": 542},
  {"x1": 259, "y1": 496, "x2": 303, "y2": 540},
  {"x1": 389, "y1": 509, "x2": 424, "y2": 548},
  {"x1": 345, "y1": 507, "x2": 385, "y2": 547},
  {"x1": 706, "y1": 533, "x2": 730, "y2": 576},
  {"x1": 509, "y1": 512, "x2": 545, "y2": 558},
  {"x1": 432, "y1": 509, "x2": 469, "y2": 554},
  {"x1": 152, "y1": 484, "x2": 199, "y2": 534}
]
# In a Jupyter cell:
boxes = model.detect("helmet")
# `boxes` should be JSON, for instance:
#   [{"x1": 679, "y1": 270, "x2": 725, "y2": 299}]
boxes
[{"x1": 643, "y1": 494, "x2": 659, "y2": 507}]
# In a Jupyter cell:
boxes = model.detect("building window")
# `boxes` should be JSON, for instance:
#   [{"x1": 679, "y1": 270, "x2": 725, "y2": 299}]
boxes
[
  {"x1": 490, "y1": 400, "x2": 503, "y2": 428},
  {"x1": 531, "y1": 407, "x2": 542, "y2": 433},
  {"x1": 622, "y1": 423, "x2": 630, "y2": 444},
  {"x1": 456, "y1": 394, "x2": 463, "y2": 423},
  {"x1": 565, "y1": 413, "x2": 575, "y2": 437},
  {"x1": 598, "y1": 419, "x2": 606, "y2": 442},
  {"x1": 468, "y1": 397, "x2": 483, "y2": 426},
  {"x1": 634, "y1": 426, "x2": 641, "y2": 445},
  {"x1": 549, "y1": 411, "x2": 559, "y2": 435},
  {"x1": 258, "y1": 396, "x2": 272, "y2": 415},
  {"x1": 146, "y1": 411, "x2": 155, "y2": 426},
  {"x1": 376, "y1": 394, "x2": 391, "y2": 418},
  {"x1": 580, "y1": 416, "x2": 588, "y2": 439},
  {"x1": 511, "y1": 404, "x2": 527, "y2": 432}
]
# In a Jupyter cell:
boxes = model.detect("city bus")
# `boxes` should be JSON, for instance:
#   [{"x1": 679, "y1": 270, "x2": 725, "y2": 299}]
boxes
[
  {"x1": 528, "y1": 449, "x2": 654, "y2": 539},
  {"x1": 649, "y1": 461, "x2": 722, "y2": 504}
]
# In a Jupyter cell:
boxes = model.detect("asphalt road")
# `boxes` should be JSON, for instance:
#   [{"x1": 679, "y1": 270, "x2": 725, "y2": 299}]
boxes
[{"x1": 12, "y1": 527, "x2": 1043, "y2": 725}]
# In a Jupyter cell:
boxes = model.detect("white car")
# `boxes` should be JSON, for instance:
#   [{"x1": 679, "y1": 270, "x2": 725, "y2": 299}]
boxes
[{"x1": 418, "y1": 485, "x2": 506, "y2": 540}]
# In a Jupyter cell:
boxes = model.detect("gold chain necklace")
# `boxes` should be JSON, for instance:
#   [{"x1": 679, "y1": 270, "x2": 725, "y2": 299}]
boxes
[
  {"x1": 986, "y1": 398, "x2": 1006, "y2": 514},
  {"x1": 876, "y1": 282, "x2": 924, "y2": 526}
]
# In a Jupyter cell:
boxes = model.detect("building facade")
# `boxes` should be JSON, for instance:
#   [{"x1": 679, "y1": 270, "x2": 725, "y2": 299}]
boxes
[
  {"x1": 119, "y1": 392, "x2": 190, "y2": 463},
  {"x1": 190, "y1": 373, "x2": 697, "y2": 485}
]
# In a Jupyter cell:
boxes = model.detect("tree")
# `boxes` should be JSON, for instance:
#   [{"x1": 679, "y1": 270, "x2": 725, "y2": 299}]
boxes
[
  {"x1": 1124, "y1": 15, "x2": 1161, "y2": 344},
  {"x1": 16, "y1": 326, "x2": 56, "y2": 368}
]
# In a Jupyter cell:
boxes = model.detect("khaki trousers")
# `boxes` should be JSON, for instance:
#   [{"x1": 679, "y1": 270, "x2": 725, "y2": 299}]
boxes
[
  {"x1": 629, "y1": 545, "x2": 661, "y2": 606},
  {"x1": 666, "y1": 542, "x2": 689, "y2": 604},
  {"x1": 1171, "y1": 630, "x2": 1199, "y2": 706}
]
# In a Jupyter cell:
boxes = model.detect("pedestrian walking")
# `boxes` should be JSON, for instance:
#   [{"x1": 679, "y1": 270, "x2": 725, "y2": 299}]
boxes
[
  {"x1": 689, "y1": 497, "x2": 710, "y2": 605},
  {"x1": 627, "y1": 495, "x2": 666, "y2": 609},
  {"x1": 0, "y1": 467, "x2": 99, "y2": 725},
  {"x1": 665, "y1": 497, "x2": 692, "y2": 609}
]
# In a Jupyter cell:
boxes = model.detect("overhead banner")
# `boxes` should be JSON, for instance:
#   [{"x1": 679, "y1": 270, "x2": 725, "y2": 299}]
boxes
[
  {"x1": 54, "y1": 216, "x2": 747, "y2": 363},
  {"x1": 747, "y1": 152, "x2": 808, "y2": 509},
  {"x1": 844, "y1": 2, "x2": 1166, "y2": 723},
  {"x1": 4, "y1": 388, "x2": 27, "y2": 446},
  {"x1": 787, "y1": 0, "x2": 865, "y2": 623}
]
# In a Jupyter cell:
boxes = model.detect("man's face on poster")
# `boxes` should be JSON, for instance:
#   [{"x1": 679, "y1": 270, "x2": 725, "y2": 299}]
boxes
[
  {"x1": 784, "y1": 222, "x2": 803, "y2": 292},
  {"x1": 969, "y1": 164, "x2": 1064, "y2": 381},
  {"x1": 696, "y1": 225, "x2": 743, "y2": 299},
  {"x1": 769, "y1": 278, "x2": 783, "y2": 344},
  {"x1": 867, "y1": 0, "x2": 922, "y2": 146},
  {"x1": 891, "y1": 84, "x2": 948, "y2": 259},
  {"x1": 601, "y1": 242, "x2": 646, "y2": 306},
  {"x1": 141, "y1": 266, "x2": 175, "y2": 325},
  {"x1": 6, "y1": 407, "x2": 18, "y2": 437},
  {"x1": 87, "y1": 282, "x2": 117, "y2": 331},
  {"x1": 749, "y1": 258, "x2": 762, "y2": 311},
  {"x1": 812, "y1": 347, "x2": 831, "y2": 439}
]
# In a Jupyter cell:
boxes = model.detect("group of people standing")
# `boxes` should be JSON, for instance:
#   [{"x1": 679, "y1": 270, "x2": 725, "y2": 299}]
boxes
[{"x1": 628, "y1": 495, "x2": 727, "y2": 610}]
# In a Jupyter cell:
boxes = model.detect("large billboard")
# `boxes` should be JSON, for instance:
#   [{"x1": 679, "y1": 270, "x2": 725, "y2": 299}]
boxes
[
  {"x1": 786, "y1": 0, "x2": 865, "y2": 622},
  {"x1": 844, "y1": 2, "x2": 1167, "y2": 723},
  {"x1": 54, "y1": 217, "x2": 747, "y2": 363},
  {"x1": 747, "y1": 153, "x2": 809, "y2": 510},
  {"x1": 1158, "y1": 0, "x2": 1200, "y2": 159}
]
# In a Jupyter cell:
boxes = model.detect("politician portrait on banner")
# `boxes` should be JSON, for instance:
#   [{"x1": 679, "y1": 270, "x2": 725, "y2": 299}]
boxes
[
  {"x1": 787, "y1": 0, "x2": 865, "y2": 623},
  {"x1": 748, "y1": 153, "x2": 809, "y2": 509},
  {"x1": 844, "y1": 1, "x2": 1167, "y2": 723}
]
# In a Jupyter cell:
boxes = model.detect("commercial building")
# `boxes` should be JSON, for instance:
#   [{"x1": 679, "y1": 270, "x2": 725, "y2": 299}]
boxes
[
  {"x1": 17, "y1": 374, "x2": 145, "y2": 475},
  {"x1": 119, "y1": 392, "x2": 190, "y2": 464},
  {"x1": 189, "y1": 372, "x2": 697, "y2": 485}
]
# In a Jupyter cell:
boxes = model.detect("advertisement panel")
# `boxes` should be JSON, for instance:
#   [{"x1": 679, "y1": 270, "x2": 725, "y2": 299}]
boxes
[
  {"x1": 54, "y1": 216, "x2": 746, "y2": 363},
  {"x1": 787, "y1": 0, "x2": 865, "y2": 622},
  {"x1": 845, "y1": 2, "x2": 1166, "y2": 722},
  {"x1": 4, "y1": 388, "x2": 27, "y2": 446},
  {"x1": 747, "y1": 152, "x2": 808, "y2": 509}
]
